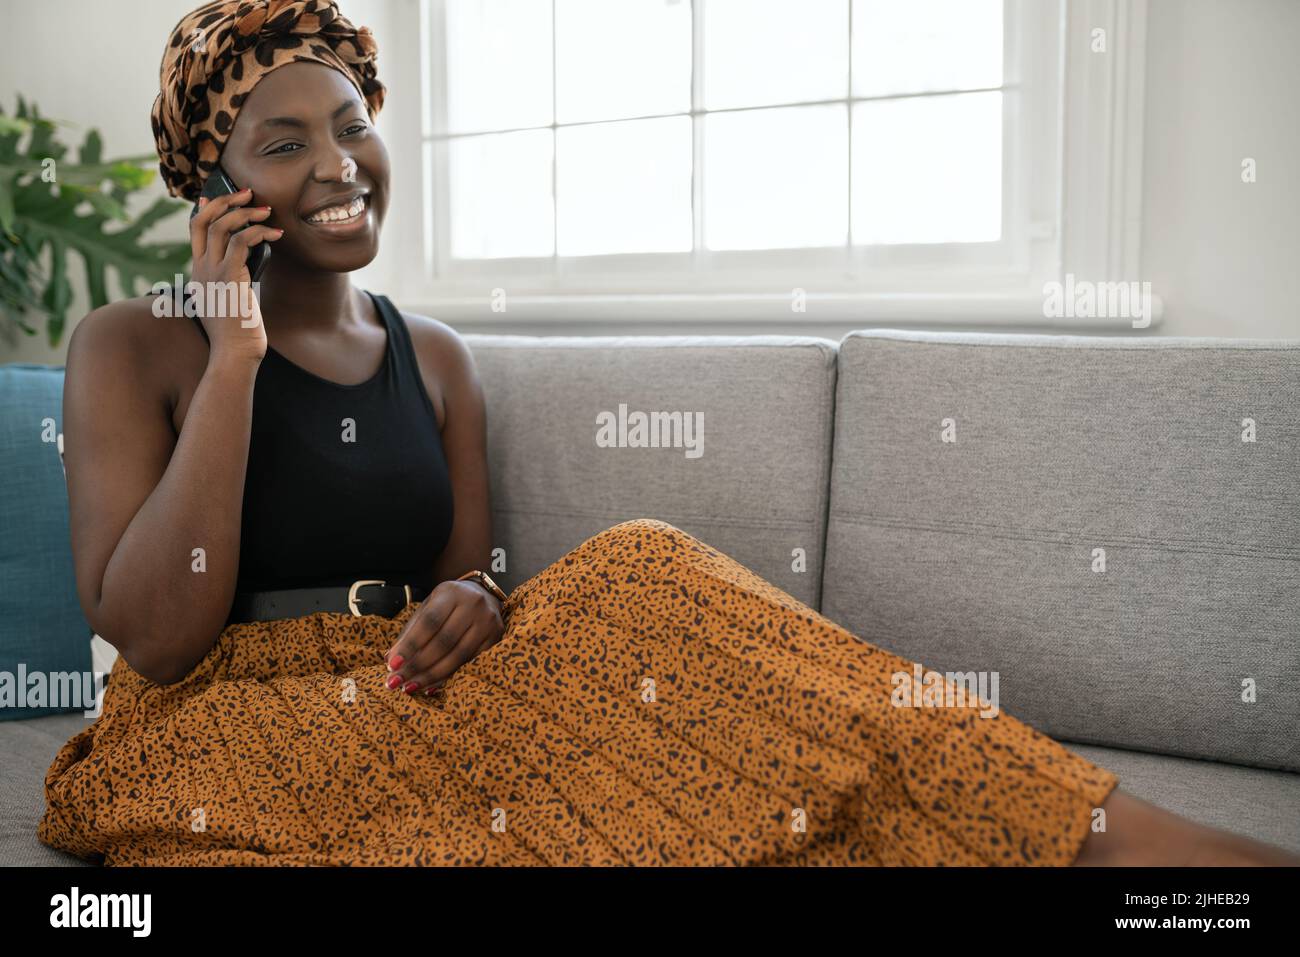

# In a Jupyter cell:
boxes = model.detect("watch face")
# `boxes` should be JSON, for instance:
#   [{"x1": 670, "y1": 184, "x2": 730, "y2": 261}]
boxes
[
  {"x1": 461, "y1": 571, "x2": 505, "y2": 602},
  {"x1": 479, "y1": 573, "x2": 505, "y2": 601}
]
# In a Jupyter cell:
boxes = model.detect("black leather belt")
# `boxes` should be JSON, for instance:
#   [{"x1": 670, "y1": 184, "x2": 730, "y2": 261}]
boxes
[{"x1": 227, "y1": 579, "x2": 433, "y2": 625}]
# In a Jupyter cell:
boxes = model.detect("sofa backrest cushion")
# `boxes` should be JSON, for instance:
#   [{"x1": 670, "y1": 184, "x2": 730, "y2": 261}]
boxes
[
  {"x1": 821, "y1": 331, "x2": 1300, "y2": 771},
  {"x1": 464, "y1": 335, "x2": 838, "y2": 611},
  {"x1": 0, "y1": 365, "x2": 92, "y2": 720}
]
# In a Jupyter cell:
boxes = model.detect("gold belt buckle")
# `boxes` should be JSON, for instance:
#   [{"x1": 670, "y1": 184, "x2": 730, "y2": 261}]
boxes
[{"x1": 347, "y1": 580, "x2": 412, "y2": 617}]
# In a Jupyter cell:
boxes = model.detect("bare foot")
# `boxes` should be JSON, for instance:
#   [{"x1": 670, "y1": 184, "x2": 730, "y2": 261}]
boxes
[{"x1": 1072, "y1": 788, "x2": 1300, "y2": 866}]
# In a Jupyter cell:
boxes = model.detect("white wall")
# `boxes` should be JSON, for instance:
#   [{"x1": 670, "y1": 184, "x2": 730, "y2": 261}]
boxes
[
  {"x1": 1140, "y1": 0, "x2": 1299, "y2": 338},
  {"x1": 1, "y1": 0, "x2": 1295, "y2": 364}
]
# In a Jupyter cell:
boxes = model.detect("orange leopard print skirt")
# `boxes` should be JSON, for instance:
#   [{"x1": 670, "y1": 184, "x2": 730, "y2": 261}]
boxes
[{"x1": 39, "y1": 519, "x2": 1118, "y2": 865}]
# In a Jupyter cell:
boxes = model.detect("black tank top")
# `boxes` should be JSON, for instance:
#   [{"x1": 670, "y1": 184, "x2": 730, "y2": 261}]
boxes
[{"x1": 186, "y1": 290, "x2": 454, "y2": 591}]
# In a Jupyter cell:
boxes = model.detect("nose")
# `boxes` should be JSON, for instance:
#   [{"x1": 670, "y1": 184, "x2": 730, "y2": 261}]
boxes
[{"x1": 313, "y1": 145, "x2": 357, "y2": 184}]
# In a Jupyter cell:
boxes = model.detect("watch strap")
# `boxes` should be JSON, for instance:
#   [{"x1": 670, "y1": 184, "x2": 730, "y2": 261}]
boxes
[{"x1": 456, "y1": 570, "x2": 507, "y2": 604}]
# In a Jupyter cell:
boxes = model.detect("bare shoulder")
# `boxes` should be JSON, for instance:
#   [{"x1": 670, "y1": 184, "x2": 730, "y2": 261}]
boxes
[
  {"x1": 66, "y1": 294, "x2": 202, "y2": 415},
  {"x1": 68, "y1": 294, "x2": 156, "y2": 349},
  {"x1": 396, "y1": 310, "x2": 485, "y2": 431},
  {"x1": 66, "y1": 295, "x2": 161, "y2": 384},
  {"x1": 398, "y1": 309, "x2": 477, "y2": 379}
]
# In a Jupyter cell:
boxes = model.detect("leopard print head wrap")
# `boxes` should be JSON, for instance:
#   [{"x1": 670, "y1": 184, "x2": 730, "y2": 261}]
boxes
[{"x1": 151, "y1": 0, "x2": 386, "y2": 201}]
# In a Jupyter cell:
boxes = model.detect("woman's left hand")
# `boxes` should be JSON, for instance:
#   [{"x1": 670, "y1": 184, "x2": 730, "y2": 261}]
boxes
[{"x1": 383, "y1": 580, "x2": 505, "y2": 694}]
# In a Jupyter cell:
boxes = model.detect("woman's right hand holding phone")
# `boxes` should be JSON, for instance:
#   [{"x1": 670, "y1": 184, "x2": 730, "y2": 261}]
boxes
[{"x1": 188, "y1": 186, "x2": 283, "y2": 365}]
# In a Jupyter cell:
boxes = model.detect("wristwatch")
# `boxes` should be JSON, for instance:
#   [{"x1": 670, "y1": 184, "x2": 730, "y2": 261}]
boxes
[{"x1": 456, "y1": 569, "x2": 507, "y2": 605}]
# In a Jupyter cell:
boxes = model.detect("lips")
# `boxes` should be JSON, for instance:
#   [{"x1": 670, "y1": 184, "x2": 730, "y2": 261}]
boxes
[
  {"x1": 300, "y1": 196, "x2": 373, "y2": 237},
  {"x1": 302, "y1": 190, "x2": 370, "y2": 224}
]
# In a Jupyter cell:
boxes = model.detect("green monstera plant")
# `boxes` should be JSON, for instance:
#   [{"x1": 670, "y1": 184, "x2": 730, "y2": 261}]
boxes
[{"x1": 0, "y1": 97, "x2": 192, "y2": 348}]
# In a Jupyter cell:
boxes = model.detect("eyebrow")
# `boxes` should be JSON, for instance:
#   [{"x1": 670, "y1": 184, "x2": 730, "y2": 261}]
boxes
[{"x1": 260, "y1": 99, "x2": 363, "y2": 130}]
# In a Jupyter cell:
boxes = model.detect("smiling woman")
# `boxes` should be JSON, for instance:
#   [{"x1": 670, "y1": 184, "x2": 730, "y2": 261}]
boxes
[
  {"x1": 217, "y1": 63, "x2": 388, "y2": 270},
  {"x1": 36, "y1": 0, "x2": 1300, "y2": 869}
]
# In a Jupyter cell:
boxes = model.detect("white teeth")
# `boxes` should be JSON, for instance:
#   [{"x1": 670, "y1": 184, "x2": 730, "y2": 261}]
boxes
[{"x1": 308, "y1": 196, "x2": 366, "y2": 223}]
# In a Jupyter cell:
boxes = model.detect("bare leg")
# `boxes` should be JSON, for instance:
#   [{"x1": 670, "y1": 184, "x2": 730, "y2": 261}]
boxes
[{"x1": 1072, "y1": 788, "x2": 1300, "y2": 866}]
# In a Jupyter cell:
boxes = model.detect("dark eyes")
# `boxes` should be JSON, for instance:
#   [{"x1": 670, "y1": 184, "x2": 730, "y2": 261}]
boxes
[{"x1": 266, "y1": 123, "x2": 368, "y2": 155}]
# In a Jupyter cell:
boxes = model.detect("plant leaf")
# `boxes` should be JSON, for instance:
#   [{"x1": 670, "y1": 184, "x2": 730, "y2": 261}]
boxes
[
  {"x1": 41, "y1": 235, "x2": 72, "y2": 345},
  {"x1": 79, "y1": 129, "x2": 102, "y2": 166},
  {"x1": 1, "y1": 96, "x2": 192, "y2": 343}
]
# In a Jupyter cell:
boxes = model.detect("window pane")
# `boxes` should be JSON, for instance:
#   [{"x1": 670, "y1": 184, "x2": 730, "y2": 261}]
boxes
[
  {"x1": 556, "y1": 116, "x2": 692, "y2": 256},
  {"x1": 449, "y1": 129, "x2": 555, "y2": 259},
  {"x1": 852, "y1": 0, "x2": 1002, "y2": 97},
  {"x1": 704, "y1": 0, "x2": 848, "y2": 110},
  {"x1": 851, "y1": 91, "x2": 1002, "y2": 245},
  {"x1": 445, "y1": 0, "x2": 553, "y2": 133},
  {"x1": 705, "y1": 104, "x2": 848, "y2": 251},
  {"x1": 556, "y1": 0, "x2": 691, "y2": 124}
]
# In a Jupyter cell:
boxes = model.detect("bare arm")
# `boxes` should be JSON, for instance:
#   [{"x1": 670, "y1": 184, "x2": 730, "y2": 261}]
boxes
[
  {"x1": 382, "y1": 316, "x2": 503, "y2": 694},
  {"x1": 66, "y1": 188, "x2": 280, "y2": 685},
  {"x1": 65, "y1": 309, "x2": 261, "y2": 684},
  {"x1": 426, "y1": 321, "x2": 494, "y2": 584}
]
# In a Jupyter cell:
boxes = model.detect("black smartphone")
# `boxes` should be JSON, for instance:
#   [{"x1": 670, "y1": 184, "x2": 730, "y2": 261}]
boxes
[{"x1": 190, "y1": 167, "x2": 271, "y2": 282}]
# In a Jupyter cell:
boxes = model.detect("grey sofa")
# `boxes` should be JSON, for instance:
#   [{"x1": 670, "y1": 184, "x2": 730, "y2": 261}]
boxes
[{"x1": 4, "y1": 328, "x2": 1296, "y2": 865}]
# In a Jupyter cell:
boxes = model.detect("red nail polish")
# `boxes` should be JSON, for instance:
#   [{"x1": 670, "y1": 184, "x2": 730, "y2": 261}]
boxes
[
  {"x1": 403, "y1": 681, "x2": 419, "y2": 694},
  {"x1": 388, "y1": 655, "x2": 403, "y2": 670},
  {"x1": 386, "y1": 674, "x2": 402, "y2": 690}
]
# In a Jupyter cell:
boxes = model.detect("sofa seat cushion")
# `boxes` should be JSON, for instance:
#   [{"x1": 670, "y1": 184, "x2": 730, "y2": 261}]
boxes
[{"x1": 0, "y1": 711, "x2": 96, "y2": 865}]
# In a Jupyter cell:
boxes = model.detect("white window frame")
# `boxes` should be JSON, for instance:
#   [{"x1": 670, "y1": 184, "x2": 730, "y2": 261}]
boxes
[{"x1": 371, "y1": 0, "x2": 1155, "y2": 327}]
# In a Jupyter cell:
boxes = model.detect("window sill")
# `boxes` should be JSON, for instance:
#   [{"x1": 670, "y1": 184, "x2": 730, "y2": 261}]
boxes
[{"x1": 402, "y1": 290, "x2": 1165, "y2": 331}]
